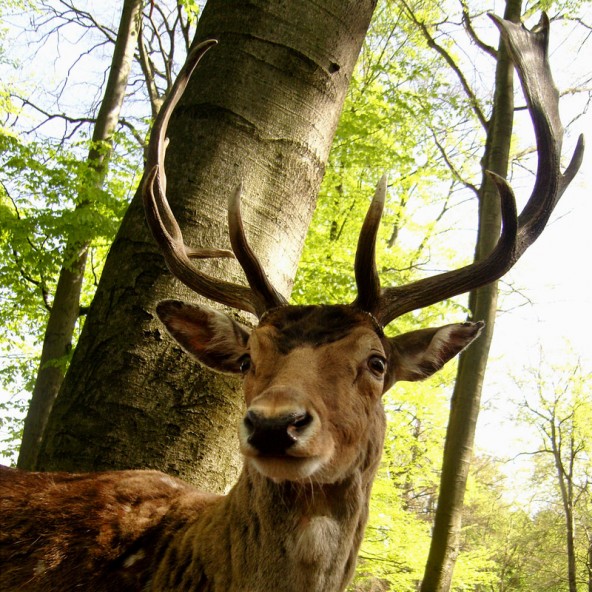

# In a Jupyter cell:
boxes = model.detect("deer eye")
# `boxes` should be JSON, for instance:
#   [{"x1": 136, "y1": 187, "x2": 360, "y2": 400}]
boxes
[
  {"x1": 239, "y1": 355, "x2": 252, "y2": 374},
  {"x1": 368, "y1": 355, "x2": 387, "y2": 377}
]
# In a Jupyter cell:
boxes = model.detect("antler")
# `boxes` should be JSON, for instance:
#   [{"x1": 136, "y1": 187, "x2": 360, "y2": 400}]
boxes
[
  {"x1": 142, "y1": 40, "x2": 287, "y2": 318},
  {"x1": 353, "y1": 12, "x2": 585, "y2": 326}
]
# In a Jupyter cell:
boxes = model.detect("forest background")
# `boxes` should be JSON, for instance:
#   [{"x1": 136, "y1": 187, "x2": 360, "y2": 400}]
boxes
[{"x1": 0, "y1": 0, "x2": 591, "y2": 590}]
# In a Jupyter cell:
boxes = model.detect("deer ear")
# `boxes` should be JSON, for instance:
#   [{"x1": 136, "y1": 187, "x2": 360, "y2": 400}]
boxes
[
  {"x1": 388, "y1": 321, "x2": 484, "y2": 383},
  {"x1": 156, "y1": 300, "x2": 251, "y2": 374}
]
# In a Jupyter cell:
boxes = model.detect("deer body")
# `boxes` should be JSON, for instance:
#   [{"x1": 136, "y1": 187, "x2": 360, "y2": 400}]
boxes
[
  {"x1": 1, "y1": 466, "x2": 214, "y2": 591},
  {"x1": 0, "y1": 466, "x2": 370, "y2": 591},
  {"x1": 0, "y1": 305, "x2": 481, "y2": 591},
  {"x1": 0, "y1": 14, "x2": 584, "y2": 592}
]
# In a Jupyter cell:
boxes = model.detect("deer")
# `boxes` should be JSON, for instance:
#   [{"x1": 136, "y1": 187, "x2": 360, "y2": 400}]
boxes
[{"x1": 0, "y1": 13, "x2": 584, "y2": 592}]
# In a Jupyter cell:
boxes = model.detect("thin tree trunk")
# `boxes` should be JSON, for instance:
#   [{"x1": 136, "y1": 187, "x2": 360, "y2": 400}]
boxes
[
  {"x1": 36, "y1": 0, "x2": 377, "y2": 492},
  {"x1": 563, "y1": 489, "x2": 578, "y2": 592},
  {"x1": 17, "y1": 0, "x2": 143, "y2": 470},
  {"x1": 420, "y1": 1, "x2": 522, "y2": 590},
  {"x1": 552, "y1": 430, "x2": 578, "y2": 592},
  {"x1": 587, "y1": 529, "x2": 592, "y2": 592}
]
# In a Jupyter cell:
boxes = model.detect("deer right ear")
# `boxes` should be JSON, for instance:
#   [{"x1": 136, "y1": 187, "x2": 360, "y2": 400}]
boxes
[{"x1": 156, "y1": 300, "x2": 251, "y2": 374}]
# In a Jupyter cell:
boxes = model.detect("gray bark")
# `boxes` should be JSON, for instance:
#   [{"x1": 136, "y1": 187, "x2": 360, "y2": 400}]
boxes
[{"x1": 37, "y1": 0, "x2": 377, "y2": 492}]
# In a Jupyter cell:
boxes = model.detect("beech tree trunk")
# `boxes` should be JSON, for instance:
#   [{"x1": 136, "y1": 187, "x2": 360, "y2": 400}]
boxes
[
  {"x1": 420, "y1": 1, "x2": 522, "y2": 590},
  {"x1": 556, "y1": 458, "x2": 578, "y2": 592},
  {"x1": 37, "y1": 0, "x2": 377, "y2": 492},
  {"x1": 18, "y1": 0, "x2": 143, "y2": 470}
]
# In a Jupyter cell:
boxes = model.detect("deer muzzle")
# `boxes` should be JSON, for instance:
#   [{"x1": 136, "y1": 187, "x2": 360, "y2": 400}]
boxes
[
  {"x1": 239, "y1": 385, "x2": 335, "y2": 482},
  {"x1": 244, "y1": 409, "x2": 313, "y2": 456}
]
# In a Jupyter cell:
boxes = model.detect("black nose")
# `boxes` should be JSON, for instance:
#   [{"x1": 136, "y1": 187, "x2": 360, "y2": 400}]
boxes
[{"x1": 244, "y1": 410, "x2": 313, "y2": 455}]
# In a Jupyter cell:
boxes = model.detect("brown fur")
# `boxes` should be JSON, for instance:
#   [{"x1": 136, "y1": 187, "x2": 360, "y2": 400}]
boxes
[{"x1": 0, "y1": 303, "x2": 482, "y2": 591}]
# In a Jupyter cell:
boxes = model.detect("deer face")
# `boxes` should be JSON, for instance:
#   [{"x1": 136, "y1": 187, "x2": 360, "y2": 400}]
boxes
[
  {"x1": 157, "y1": 301, "x2": 482, "y2": 484},
  {"x1": 144, "y1": 35, "x2": 583, "y2": 483},
  {"x1": 238, "y1": 306, "x2": 390, "y2": 484},
  {"x1": 144, "y1": 38, "x2": 581, "y2": 488}
]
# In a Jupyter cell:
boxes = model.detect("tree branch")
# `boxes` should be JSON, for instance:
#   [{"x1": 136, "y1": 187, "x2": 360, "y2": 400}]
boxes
[
  {"x1": 399, "y1": 0, "x2": 488, "y2": 129},
  {"x1": 459, "y1": 1, "x2": 497, "y2": 58}
]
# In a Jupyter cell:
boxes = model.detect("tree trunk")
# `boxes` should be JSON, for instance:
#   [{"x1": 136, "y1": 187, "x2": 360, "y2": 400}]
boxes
[
  {"x1": 37, "y1": 0, "x2": 377, "y2": 492},
  {"x1": 17, "y1": 0, "x2": 142, "y2": 470},
  {"x1": 563, "y1": 488, "x2": 578, "y2": 592},
  {"x1": 420, "y1": 1, "x2": 522, "y2": 590},
  {"x1": 587, "y1": 529, "x2": 592, "y2": 592},
  {"x1": 552, "y1": 431, "x2": 578, "y2": 592}
]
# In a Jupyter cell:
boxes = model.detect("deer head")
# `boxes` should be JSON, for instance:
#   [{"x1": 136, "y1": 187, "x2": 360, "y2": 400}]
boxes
[
  {"x1": 142, "y1": 15, "x2": 583, "y2": 489},
  {"x1": 142, "y1": 43, "x2": 487, "y2": 488}
]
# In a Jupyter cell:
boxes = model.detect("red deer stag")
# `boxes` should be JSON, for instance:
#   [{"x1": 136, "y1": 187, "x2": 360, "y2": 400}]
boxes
[{"x1": 0, "y1": 14, "x2": 584, "y2": 592}]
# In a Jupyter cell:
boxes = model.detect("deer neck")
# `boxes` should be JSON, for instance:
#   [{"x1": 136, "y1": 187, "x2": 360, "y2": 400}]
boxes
[
  {"x1": 238, "y1": 463, "x2": 369, "y2": 564},
  {"x1": 157, "y1": 438, "x2": 383, "y2": 592}
]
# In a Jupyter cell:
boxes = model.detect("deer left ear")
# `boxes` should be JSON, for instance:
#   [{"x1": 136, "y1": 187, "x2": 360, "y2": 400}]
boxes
[{"x1": 387, "y1": 321, "x2": 484, "y2": 383}]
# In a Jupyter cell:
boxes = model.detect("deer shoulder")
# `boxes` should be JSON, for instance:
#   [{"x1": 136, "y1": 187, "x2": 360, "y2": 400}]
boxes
[{"x1": 0, "y1": 465, "x2": 220, "y2": 590}]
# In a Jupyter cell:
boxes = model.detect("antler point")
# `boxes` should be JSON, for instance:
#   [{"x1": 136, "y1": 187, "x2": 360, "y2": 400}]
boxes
[
  {"x1": 229, "y1": 183, "x2": 243, "y2": 211},
  {"x1": 373, "y1": 174, "x2": 387, "y2": 206}
]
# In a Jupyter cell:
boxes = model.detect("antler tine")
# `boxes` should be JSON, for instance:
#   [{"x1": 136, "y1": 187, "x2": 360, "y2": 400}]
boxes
[
  {"x1": 369, "y1": 12, "x2": 584, "y2": 327},
  {"x1": 353, "y1": 175, "x2": 387, "y2": 314},
  {"x1": 144, "y1": 40, "x2": 218, "y2": 221},
  {"x1": 142, "y1": 39, "x2": 276, "y2": 317},
  {"x1": 228, "y1": 185, "x2": 288, "y2": 315}
]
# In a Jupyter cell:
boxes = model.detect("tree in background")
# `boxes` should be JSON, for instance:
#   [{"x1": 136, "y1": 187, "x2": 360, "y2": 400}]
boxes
[
  {"x1": 518, "y1": 355, "x2": 592, "y2": 592},
  {"x1": 419, "y1": 1, "x2": 524, "y2": 587},
  {"x1": 1, "y1": 0, "x2": 199, "y2": 463},
  {"x1": 16, "y1": 0, "x2": 143, "y2": 470}
]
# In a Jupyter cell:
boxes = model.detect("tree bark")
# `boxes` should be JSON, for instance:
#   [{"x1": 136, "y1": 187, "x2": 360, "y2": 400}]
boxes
[
  {"x1": 37, "y1": 0, "x2": 377, "y2": 492},
  {"x1": 18, "y1": 0, "x2": 142, "y2": 470},
  {"x1": 420, "y1": 1, "x2": 522, "y2": 590},
  {"x1": 587, "y1": 528, "x2": 592, "y2": 592},
  {"x1": 552, "y1": 425, "x2": 578, "y2": 592}
]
